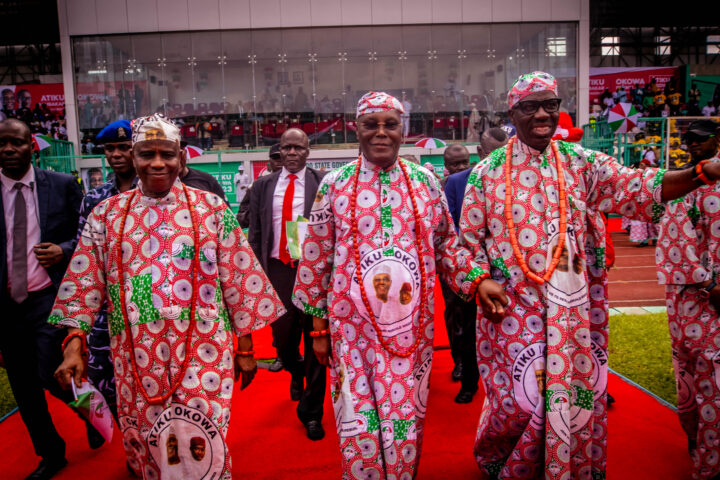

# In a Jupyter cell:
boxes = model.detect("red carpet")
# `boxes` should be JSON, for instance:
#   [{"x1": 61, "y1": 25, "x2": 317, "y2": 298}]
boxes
[{"x1": 0, "y1": 281, "x2": 692, "y2": 478}]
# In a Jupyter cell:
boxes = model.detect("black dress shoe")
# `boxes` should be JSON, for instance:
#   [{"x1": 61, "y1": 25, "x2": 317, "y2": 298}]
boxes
[
  {"x1": 268, "y1": 358, "x2": 284, "y2": 373},
  {"x1": 451, "y1": 362, "x2": 463, "y2": 382},
  {"x1": 305, "y1": 420, "x2": 325, "y2": 441},
  {"x1": 86, "y1": 420, "x2": 105, "y2": 449},
  {"x1": 25, "y1": 457, "x2": 68, "y2": 480},
  {"x1": 290, "y1": 375, "x2": 303, "y2": 401},
  {"x1": 454, "y1": 389, "x2": 476, "y2": 404}
]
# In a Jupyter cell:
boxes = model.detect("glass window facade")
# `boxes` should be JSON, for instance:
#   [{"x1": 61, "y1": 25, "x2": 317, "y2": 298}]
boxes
[{"x1": 72, "y1": 23, "x2": 577, "y2": 148}]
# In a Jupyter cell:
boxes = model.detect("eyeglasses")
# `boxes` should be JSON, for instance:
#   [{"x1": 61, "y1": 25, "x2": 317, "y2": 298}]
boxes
[
  {"x1": 103, "y1": 143, "x2": 132, "y2": 153},
  {"x1": 513, "y1": 98, "x2": 562, "y2": 115},
  {"x1": 683, "y1": 133, "x2": 714, "y2": 145},
  {"x1": 279, "y1": 145, "x2": 308, "y2": 152},
  {"x1": 359, "y1": 120, "x2": 401, "y2": 132}
]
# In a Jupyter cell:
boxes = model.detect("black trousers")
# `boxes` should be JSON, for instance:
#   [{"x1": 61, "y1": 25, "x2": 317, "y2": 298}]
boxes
[
  {"x1": 440, "y1": 280, "x2": 480, "y2": 392},
  {"x1": 267, "y1": 258, "x2": 326, "y2": 424},
  {"x1": 0, "y1": 287, "x2": 73, "y2": 460}
]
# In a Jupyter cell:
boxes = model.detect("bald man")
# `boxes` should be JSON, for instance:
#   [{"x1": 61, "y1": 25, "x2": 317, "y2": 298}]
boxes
[{"x1": 247, "y1": 128, "x2": 328, "y2": 440}]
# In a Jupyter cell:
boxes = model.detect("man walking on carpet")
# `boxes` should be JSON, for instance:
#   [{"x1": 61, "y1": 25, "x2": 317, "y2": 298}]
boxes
[
  {"x1": 656, "y1": 119, "x2": 720, "y2": 480},
  {"x1": 458, "y1": 71, "x2": 720, "y2": 479},
  {"x1": 50, "y1": 113, "x2": 285, "y2": 479},
  {"x1": 248, "y1": 128, "x2": 328, "y2": 440},
  {"x1": 291, "y1": 91, "x2": 504, "y2": 478},
  {"x1": 0, "y1": 118, "x2": 99, "y2": 480}
]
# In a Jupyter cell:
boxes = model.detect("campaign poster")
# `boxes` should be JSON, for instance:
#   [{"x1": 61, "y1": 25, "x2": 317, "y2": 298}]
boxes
[
  {"x1": 0, "y1": 83, "x2": 65, "y2": 116},
  {"x1": 589, "y1": 67, "x2": 680, "y2": 104}
]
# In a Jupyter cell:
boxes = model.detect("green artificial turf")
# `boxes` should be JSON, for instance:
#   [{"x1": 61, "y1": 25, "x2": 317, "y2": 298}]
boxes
[
  {"x1": 608, "y1": 312, "x2": 677, "y2": 406},
  {"x1": 0, "y1": 369, "x2": 16, "y2": 419}
]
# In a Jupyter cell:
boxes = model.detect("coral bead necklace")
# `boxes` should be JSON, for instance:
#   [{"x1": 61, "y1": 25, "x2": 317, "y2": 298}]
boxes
[
  {"x1": 115, "y1": 184, "x2": 200, "y2": 405},
  {"x1": 349, "y1": 155, "x2": 428, "y2": 358},
  {"x1": 504, "y1": 138, "x2": 568, "y2": 285}
]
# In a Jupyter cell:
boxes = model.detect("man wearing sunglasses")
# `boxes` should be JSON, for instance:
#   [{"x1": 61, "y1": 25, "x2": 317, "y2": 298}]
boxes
[
  {"x1": 656, "y1": 119, "x2": 720, "y2": 479},
  {"x1": 459, "y1": 71, "x2": 720, "y2": 479},
  {"x1": 70, "y1": 120, "x2": 138, "y2": 422}
]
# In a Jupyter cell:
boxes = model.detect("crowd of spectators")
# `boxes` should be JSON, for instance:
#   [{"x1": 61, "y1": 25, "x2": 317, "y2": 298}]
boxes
[{"x1": 591, "y1": 77, "x2": 719, "y2": 121}]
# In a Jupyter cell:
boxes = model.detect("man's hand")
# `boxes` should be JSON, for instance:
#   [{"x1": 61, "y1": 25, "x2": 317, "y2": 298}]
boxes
[
  {"x1": 234, "y1": 354, "x2": 257, "y2": 390},
  {"x1": 311, "y1": 316, "x2": 331, "y2": 366},
  {"x1": 313, "y1": 336, "x2": 331, "y2": 366},
  {"x1": 702, "y1": 161, "x2": 720, "y2": 182},
  {"x1": 34, "y1": 243, "x2": 64, "y2": 268},
  {"x1": 475, "y1": 278, "x2": 509, "y2": 323},
  {"x1": 54, "y1": 336, "x2": 85, "y2": 389},
  {"x1": 709, "y1": 285, "x2": 720, "y2": 312}
]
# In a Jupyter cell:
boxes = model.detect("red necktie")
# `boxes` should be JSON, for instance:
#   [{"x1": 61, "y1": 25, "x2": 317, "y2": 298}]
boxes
[{"x1": 279, "y1": 174, "x2": 297, "y2": 264}]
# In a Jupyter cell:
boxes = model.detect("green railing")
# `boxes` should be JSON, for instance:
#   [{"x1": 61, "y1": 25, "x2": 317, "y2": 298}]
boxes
[
  {"x1": 37, "y1": 138, "x2": 77, "y2": 173},
  {"x1": 581, "y1": 117, "x2": 667, "y2": 167}
]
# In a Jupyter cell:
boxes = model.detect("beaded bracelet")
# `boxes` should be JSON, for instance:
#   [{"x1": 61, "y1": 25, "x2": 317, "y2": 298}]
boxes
[
  {"x1": 61, "y1": 331, "x2": 86, "y2": 353},
  {"x1": 309, "y1": 328, "x2": 330, "y2": 338},
  {"x1": 694, "y1": 160, "x2": 717, "y2": 186},
  {"x1": 234, "y1": 350, "x2": 255, "y2": 357}
]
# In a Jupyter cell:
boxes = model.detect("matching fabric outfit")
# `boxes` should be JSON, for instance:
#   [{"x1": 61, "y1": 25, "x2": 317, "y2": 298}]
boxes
[
  {"x1": 459, "y1": 139, "x2": 665, "y2": 479},
  {"x1": 656, "y1": 155, "x2": 720, "y2": 480},
  {"x1": 49, "y1": 180, "x2": 284, "y2": 479},
  {"x1": 292, "y1": 157, "x2": 483, "y2": 479}
]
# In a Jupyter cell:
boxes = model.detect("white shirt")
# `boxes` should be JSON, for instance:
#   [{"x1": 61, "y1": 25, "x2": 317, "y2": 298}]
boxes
[
  {"x1": 1, "y1": 167, "x2": 53, "y2": 292},
  {"x1": 702, "y1": 105, "x2": 716, "y2": 117},
  {"x1": 271, "y1": 167, "x2": 306, "y2": 259}
]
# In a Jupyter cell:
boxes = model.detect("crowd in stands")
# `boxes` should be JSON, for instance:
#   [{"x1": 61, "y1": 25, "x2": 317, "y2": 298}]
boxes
[{"x1": 591, "y1": 76, "x2": 718, "y2": 121}]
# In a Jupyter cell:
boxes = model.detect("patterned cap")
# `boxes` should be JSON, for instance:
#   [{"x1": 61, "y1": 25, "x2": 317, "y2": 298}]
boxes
[
  {"x1": 131, "y1": 113, "x2": 181, "y2": 144},
  {"x1": 507, "y1": 71, "x2": 558, "y2": 108},
  {"x1": 356, "y1": 91, "x2": 404, "y2": 118},
  {"x1": 95, "y1": 120, "x2": 131, "y2": 144}
]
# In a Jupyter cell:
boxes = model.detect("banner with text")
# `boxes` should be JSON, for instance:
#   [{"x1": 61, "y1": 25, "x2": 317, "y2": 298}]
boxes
[{"x1": 589, "y1": 67, "x2": 680, "y2": 104}]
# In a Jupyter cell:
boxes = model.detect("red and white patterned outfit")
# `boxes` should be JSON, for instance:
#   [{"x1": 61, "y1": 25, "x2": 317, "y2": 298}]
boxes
[
  {"x1": 459, "y1": 139, "x2": 665, "y2": 479},
  {"x1": 656, "y1": 155, "x2": 720, "y2": 480},
  {"x1": 49, "y1": 180, "x2": 284, "y2": 480},
  {"x1": 292, "y1": 157, "x2": 483, "y2": 479}
]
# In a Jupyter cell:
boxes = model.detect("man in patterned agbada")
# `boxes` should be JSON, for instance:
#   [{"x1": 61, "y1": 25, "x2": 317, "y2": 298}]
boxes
[
  {"x1": 459, "y1": 71, "x2": 720, "y2": 479},
  {"x1": 291, "y1": 91, "x2": 505, "y2": 479},
  {"x1": 656, "y1": 119, "x2": 720, "y2": 480},
  {"x1": 50, "y1": 114, "x2": 285, "y2": 479}
]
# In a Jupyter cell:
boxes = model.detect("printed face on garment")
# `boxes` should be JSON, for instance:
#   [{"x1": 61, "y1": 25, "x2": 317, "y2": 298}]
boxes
[
  {"x1": 0, "y1": 119, "x2": 32, "y2": 180},
  {"x1": 357, "y1": 109, "x2": 403, "y2": 170},
  {"x1": 279, "y1": 129, "x2": 309, "y2": 174},
  {"x1": 132, "y1": 139, "x2": 182, "y2": 198},
  {"x1": 373, "y1": 272, "x2": 392, "y2": 302},
  {"x1": 509, "y1": 90, "x2": 561, "y2": 152}
]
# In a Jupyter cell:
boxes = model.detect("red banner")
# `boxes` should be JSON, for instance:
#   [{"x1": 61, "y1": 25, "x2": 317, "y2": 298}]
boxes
[
  {"x1": 589, "y1": 67, "x2": 680, "y2": 103},
  {"x1": 0, "y1": 83, "x2": 65, "y2": 116}
]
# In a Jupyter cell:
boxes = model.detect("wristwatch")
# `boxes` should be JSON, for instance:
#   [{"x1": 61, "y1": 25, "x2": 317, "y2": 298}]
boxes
[{"x1": 699, "y1": 275, "x2": 717, "y2": 299}]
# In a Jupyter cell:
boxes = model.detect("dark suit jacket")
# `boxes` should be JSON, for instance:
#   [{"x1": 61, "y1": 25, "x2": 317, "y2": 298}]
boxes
[
  {"x1": 0, "y1": 167, "x2": 83, "y2": 302},
  {"x1": 248, "y1": 167, "x2": 326, "y2": 273},
  {"x1": 444, "y1": 167, "x2": 473, "y2": 232}
]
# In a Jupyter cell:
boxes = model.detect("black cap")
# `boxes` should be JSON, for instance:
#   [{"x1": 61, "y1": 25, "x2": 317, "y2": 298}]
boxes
[
  {"x1": 269, "y1": 143, "x2": 281, "y2": 158},
  {"x1": 684, "y1": 119, "x2": 719, "y2": 139}
]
